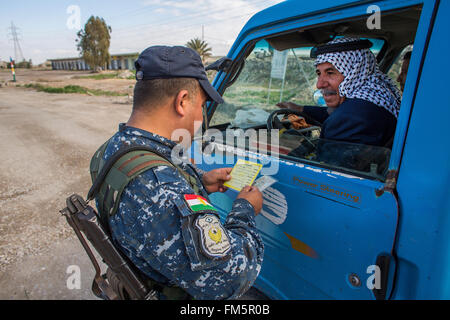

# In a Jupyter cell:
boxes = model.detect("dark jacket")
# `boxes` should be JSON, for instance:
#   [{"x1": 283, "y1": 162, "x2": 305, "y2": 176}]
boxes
[{"x1": 303, "y1": 98, "x2": 397, "y2": 147}]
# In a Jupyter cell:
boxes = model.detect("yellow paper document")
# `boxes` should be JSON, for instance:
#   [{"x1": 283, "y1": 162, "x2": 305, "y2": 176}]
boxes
[{"x1": 223, "y1": 159, "x2": 263, "y2": 192}]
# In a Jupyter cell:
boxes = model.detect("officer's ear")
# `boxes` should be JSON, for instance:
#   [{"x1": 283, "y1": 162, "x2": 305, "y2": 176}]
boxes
[{"x1": 174, "y1": 89, "x2": 190, "y2": 117}]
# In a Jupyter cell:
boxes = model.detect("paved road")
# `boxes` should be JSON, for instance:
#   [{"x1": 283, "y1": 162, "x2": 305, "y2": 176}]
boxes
[{"x1": 0, "y1": 86, "x2": 265, "y2": 300}]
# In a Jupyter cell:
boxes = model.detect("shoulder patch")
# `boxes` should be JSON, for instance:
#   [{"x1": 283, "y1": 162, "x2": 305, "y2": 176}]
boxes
[
  {"x1": 184, "y1": 194, "x2": 217, "y2": 213},
  {"x1": 195, "y1": 214, "x2": 231, "y2": 259}
]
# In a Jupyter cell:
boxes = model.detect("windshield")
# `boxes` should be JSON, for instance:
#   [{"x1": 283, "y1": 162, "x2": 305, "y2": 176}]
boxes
[
  {"x1": 209, "y1": 37, "x2": 392, "y2": 180},
  {"x1": 210, "y1": 38, "x2": 385, "y2": 128}
]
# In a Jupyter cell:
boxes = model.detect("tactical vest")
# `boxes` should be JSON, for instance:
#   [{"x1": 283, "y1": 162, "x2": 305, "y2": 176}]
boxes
[
  {"x1": 88, "y1": 138, "x2": 202, "y2": 225},
  {"x1": 87, "y1": 137, "x2": 203, "y2": 300}
]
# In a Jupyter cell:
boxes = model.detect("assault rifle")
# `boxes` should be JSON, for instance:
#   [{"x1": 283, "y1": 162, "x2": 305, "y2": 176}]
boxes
[{"x1": 60, "y1": 194, "x2": 158, "y2": 300}]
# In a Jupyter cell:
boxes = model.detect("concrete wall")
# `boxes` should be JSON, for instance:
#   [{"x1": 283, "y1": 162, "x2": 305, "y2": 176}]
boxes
[{"x1": 50, "y1": 55, "x2": 137, "y2": 71}]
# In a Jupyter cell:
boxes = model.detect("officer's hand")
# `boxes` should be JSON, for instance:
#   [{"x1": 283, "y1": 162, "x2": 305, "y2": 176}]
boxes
[
  {"x1": 237, "y1": 186, "x2": 263, "y2": 215},
  {"x1": 276, "y1": 102, "x2": 304, "y2": 112},
  {"x1": 202, "y1": 167, "x2": 232, "y2": 193}
]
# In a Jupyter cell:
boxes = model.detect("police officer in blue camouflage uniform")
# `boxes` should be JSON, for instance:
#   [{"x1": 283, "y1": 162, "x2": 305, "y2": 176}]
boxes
[{"x1": 99, "y1": 46, "x2": 264, "y2": 300}]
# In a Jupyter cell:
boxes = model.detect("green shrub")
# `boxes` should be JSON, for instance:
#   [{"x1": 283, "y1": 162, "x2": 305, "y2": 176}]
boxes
[
  {"x1": 77, "y1": 73, "x2": 119, "y2": 80},
  {"x1": 23, "y1": 83, "x2": 126, "y2": 96}
]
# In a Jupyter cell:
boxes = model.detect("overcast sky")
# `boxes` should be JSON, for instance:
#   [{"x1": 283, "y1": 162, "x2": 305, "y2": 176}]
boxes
[{"x1": 0, "y1": 0, "x2": 284, "y2": 65}]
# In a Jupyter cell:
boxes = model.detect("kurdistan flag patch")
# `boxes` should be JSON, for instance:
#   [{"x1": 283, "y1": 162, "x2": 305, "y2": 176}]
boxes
[{"x1": 184, "y1": 194, "x2": 217, "y2": 212}]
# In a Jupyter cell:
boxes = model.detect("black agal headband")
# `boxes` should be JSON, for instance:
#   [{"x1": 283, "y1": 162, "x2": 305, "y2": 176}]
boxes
[{"x1": 310, "y1": 39, "x2": 373, "y2": 58}]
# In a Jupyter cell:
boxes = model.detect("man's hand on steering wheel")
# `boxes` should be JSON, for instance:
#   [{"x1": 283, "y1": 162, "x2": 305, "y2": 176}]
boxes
[{"x1": 271, "y1": 102, "x2": 322, "y2": 128}]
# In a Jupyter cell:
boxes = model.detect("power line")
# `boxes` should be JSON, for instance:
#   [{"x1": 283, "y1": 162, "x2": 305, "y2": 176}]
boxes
[
  {"x1": 7, "y1": 21, "x2": 25, "y2": 62},
  {"x1": 15, "y1": 0, "x2": 280, "y2": 61},
  {"x1": 111, "y1": 6, "x2": 265, "y2": 46},
  {"x1": 105, "y1": 3, "x2": 169, "y2": 21},
  {"x1": 112, "y1": 0, "x2": 272, "y2": 35},
  {"x1": 111, "y1": 0, "x2": 275, "y2": 46},
  {"x1": 17, "y1": 0, "x2": 275, "y2": 38}
]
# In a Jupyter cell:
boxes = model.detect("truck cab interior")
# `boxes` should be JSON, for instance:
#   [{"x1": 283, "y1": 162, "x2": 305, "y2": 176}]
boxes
[
  {"x1": 264, "y1": 5, "x2": 421, "y2": 73},
  {"x1": 207, "y1": 4, "x2": 422, "y2": 181}
]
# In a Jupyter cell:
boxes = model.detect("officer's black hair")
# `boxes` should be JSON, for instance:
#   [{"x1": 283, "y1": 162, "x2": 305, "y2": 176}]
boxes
[{"x1": 133, "y1": 78, "x2": 200, "y2": 112}]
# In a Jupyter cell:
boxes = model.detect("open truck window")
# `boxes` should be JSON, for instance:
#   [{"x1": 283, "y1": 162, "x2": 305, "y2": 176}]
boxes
[
  {"x1": 388, "y1": 45, "x2": 414, "y2": 91},
  {"x1": 208, "y1": 6, "x2": 422, "y2": 181}
]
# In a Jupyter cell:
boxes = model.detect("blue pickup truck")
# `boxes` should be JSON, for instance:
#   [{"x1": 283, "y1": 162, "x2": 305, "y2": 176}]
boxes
[{"x1": 193, "y1": 0, "x2": 450, "y2": 299}]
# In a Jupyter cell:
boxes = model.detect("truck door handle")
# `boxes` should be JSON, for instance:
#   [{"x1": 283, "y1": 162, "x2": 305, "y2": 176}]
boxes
[{"x1": 373, "y1": 254, "x2": 391, "y2": 300}]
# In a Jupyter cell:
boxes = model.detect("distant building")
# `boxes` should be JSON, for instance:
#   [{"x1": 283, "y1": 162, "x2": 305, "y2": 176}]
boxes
[{"x1": 49, "y1": 52, "x2": 139, "y2": 71}]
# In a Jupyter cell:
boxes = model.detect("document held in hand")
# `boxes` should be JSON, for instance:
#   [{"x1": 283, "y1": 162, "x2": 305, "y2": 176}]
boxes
[
  {"x1": 252, "y1": 175, "x2": 278, "y2": 192},
  {"x1": 223, "y1": 159, "x2": 263, "y2": 192}
]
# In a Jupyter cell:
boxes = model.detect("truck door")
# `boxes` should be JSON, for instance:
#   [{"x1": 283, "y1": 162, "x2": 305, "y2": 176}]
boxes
[{"x1": 192, "y1": 0, "x2": 436, "y2": 299}]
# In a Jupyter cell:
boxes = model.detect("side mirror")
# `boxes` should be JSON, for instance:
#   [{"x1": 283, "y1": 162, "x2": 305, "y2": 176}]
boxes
[{"x1": 205, "y1": 57, "x2": 233, "y2": 72}]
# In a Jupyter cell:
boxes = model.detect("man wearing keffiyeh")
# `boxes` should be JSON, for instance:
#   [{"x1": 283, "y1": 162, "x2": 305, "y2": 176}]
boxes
[{"x1": 278, "y1": 37, "x2": 401, "y2": 147}]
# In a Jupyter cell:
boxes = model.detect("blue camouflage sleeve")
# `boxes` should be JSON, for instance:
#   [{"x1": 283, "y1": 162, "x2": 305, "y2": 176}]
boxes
[{"x1": 110, "y1": 165, "x2": 264, "y2": 300}]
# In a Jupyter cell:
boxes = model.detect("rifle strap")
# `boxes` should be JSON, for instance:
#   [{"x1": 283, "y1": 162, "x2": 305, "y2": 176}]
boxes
[{"x1": 88, "y1": 140, "x2": 202, "y2": 224}]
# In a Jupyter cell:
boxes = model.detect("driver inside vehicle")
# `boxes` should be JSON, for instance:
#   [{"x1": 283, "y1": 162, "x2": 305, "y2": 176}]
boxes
[{"x1": 277, "y1": 37, "x2": 401, "y2": 149}]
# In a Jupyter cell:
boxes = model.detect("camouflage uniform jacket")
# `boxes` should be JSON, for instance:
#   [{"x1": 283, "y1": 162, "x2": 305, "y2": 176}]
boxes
[{"x1": 100, "y1": 124, "x2": 264, "y2": 300}]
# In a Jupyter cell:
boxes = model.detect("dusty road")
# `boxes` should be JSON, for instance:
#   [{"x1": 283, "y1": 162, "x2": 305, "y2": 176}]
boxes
[
  {"x1": 0, "y1": 85, "x2": 131, "y2": 299},
  {"x1": 0, "y1": 68, "x2": 135, "y2": 95},
  {"x1": 0, "y1": 81, "x2": 265, "y2": 300}
]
